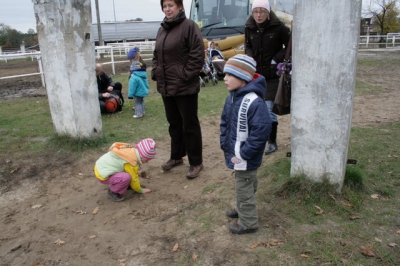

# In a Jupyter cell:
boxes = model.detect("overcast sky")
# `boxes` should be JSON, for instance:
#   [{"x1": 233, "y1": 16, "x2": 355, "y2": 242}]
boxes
[{"x1": 1, "y1": 0, "x2": 372, "y2": 33}]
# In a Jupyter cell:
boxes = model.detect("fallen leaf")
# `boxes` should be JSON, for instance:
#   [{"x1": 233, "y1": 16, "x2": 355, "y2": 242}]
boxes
[
  {"x1": 349, "y1": 216, "x2": 360, "y2": 220},
  {"x1": 192, "y1": 253, "x2": 198, "y2": 261},
  {"x1": 88, "y1": 235, "x2": 97, "y2": 239},
  {"x1": 388, "y1": 243, "x2": 397, "y2": 248},
  {"x1": 33, "y1": 264, "x2": 43, "y2": 266},
  {"x1": 10, "y1": 166, "x2": 21, "y2": 174},
  {"x1": 54, "y1": 239, "x2": 65, "y2": 246},
  {"x1": 76, "y1": 210, "x2": 87, "y2": 215},
  {"x1": 78, "y1": 173, "x2": 83, "y2": 176},
  {"x1": 360, "y1": 246, "x2": 376, "y2": 257},
  {"x1": 328, "y1": 193, "x2": 336, "y2": 201},
  {"x1": 300, "y1": 254, "x2": 309, "y2": 258},
  {"x1": 315, "y1": 205, "x2": 323, "y2": 215},
  {"x1": 32, "y1": 204, "x2": 43, "y2": 209},
  {"x1": 342, "y1": 201, "x2": 353, "y2": 207},
  {"x1": 371, "y1": 194, "x2": 380, "y2": 199},
  {"x1": 118, "y1": 258, "x2": 126, "y2": 266},
  {"x1": 183, "y1": 185, "x2": 188, "y2": 189},
  {"x1": 92, "y1": 206, "x2": 99, "y2": 215},
  {"x1": 6, "y1": 159, "x2": 12, "y2": 164},
  {"x1": 250, "y1": 243, "x2": 259, "y2": 249},
  {"x1": 269, "y1": 240, "x2": 282, "y2": 246},
  {"x1": 397, "y1": 229, "x2": 400, "y2": 234},
  {"x1": 172, "y1": 243, "x2": 179, "y2": 252},
  {"x1": 340, "y1": 240, "x2": 346, "y2": 246},
  {"x1": 374, "y1": 237, "x2": 382, "y2": 243}
]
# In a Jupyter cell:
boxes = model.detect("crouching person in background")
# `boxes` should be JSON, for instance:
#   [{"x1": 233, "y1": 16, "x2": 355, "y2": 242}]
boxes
[{"x1": 94, "y1": 138, "x2": 156, "y2": 202}]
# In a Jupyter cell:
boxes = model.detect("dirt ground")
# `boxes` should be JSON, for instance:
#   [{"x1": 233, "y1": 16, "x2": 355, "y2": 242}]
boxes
[{"x1": 1, "y1": 50, "x2": 399, "y2": 265}]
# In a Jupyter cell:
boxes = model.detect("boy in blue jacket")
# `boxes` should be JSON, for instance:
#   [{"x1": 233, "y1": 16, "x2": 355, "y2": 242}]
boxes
[{"x1": 220, "y1": 54, "x2": 272, "y2": 234}]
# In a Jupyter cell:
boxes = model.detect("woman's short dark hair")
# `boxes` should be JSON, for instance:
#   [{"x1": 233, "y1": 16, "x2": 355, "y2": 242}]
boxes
[{"x1": 160, "y1": 0, "x2": 184, "y2": 10}]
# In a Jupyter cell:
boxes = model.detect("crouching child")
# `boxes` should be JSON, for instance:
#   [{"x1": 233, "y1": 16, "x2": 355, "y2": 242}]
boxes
[
  {"x1": 220, "y1": 55, "x2": 272, "y2": 234},
  {"x1": 94, "y1": 138, "x2": 156, "y2": 202}
]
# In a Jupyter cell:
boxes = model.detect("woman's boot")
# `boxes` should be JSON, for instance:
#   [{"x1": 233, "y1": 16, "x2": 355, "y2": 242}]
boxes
[{"x1": 265, "y1": 122, "x2": 278, "y2": 155}]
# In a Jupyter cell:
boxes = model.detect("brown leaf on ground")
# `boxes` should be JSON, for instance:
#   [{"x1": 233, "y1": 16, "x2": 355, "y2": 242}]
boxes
[
  {"x1": 250, "y1": 243, "x2": 259, "y2": 249},
  {"x1": 54, "y1": 239, "x2": 65, "y2": 246},
  {"x1": 340, "y1": 240, "x2": 347, "y2": 246},
  {"x1": 118, "y1": 258, "x2": 126, "y2": 266},
  {"x1": 371, "y1": 194, "x2": 380, "y2": 199},
  {"x1": 33, "y1": 264, "x2": 43, "y2": 266},
  {"x1": 192, "y1": 253, "x2": 198, "y2": 261},
  {"x1": 315, "y1": 205, "x2": 323, "y2": 215},
  {"x1": 269, "y1": 240, "x2": 283, "y2": 246},
  {"x1": 92, "y1": 206, "x2": 99, "y2": 215},
  {"x1": 342, "y1": 201, "x2": 353, "y2": 207},
  {"x1": 388, "y1": 243, "x2": 397, "y2": 248},
  {"x1": 397, "y1": 229, "x2": 400, "y2": 234},
  {"x1": 32, "y1": 204, "x2": 43, "y2": 209},
  {"x1": 375, "y1": 237, "x2": 382, "y2": 243},
  {"x1": 88, "y1": 235, "x2": 97, "y2": 239},
  {"x1": 10, "y1": 166, "x2": 21, "y2": 174},
  {"x1": 328, "y1": 193, "x2": 336, "y2": 201},
  {"x1": 76, "y1": 210, "x2": 87, "y2": 215},
  {"x1": 172, "y1": 243, "x2": 179, "y2": 252},
  {"x1": 300, "y1": 254, "x2": 310, "y2": 258},
  {"x1": 360, "y1": 246, "x2": 376, "y2": 257}
]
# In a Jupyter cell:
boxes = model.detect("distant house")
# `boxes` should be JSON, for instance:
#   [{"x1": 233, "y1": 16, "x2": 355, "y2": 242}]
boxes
[{"x1": 91, "y1": 21, "x2": 162, "y2": 44}]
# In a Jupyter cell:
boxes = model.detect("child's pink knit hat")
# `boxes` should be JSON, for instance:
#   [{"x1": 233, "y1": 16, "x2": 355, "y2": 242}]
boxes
[{"x1": 136, "y1": 138, "x2": 156, "y2": 161}]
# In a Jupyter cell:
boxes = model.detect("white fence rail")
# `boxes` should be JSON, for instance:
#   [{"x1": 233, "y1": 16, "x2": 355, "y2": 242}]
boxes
[
  {"x1": 359, "y1": 33, "x2": 400, "y2": 48},
  {"x1": 1, "y1": 36, "x2": 399, "y2": 87}
]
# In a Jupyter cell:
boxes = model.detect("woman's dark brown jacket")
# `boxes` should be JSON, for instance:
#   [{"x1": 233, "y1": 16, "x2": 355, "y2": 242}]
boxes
[
  {"x1": 245, "y1": 11, "x2": 290, "y2": 101},
  {"x1": 152, "y1": 11, "x2": 204, "y2": 97}
]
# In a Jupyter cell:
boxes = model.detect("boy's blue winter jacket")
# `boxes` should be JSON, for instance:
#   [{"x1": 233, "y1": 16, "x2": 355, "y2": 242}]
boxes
[
  {"x1": 128, "y1": 70, "x2": 149, "y2": 98},
  {"x1": 220, "y1": 75, "x2": 272, "y2": 170}
]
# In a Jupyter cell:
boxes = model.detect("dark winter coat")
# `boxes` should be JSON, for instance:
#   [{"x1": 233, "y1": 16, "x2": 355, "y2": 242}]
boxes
[
  {"x1": 151, "y1": 11, "x2": 204, "y2": 97},
  {"x1": 97, "y1": 72, "x2": 115, "y2": 99},
  {"x1": 220, "y1": 75, "x2": 272, "y2": 170},
  {"x1": 245, "y1": 11, "x2": 291, "y2": 101}
]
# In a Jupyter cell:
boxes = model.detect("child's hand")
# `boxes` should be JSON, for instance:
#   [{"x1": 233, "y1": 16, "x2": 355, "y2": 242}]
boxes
[{"x1": 142, "y1": 188, "x2": 151, "y2": 194}]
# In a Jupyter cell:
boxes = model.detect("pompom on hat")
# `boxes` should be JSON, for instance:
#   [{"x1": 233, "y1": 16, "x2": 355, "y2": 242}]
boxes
[
  {"x1": 127, "y1": 47, "x2": 140, "y2": 59},
  {"x1": 223, "y1": 54, "x2": 257, "y2": 83},
  {"x1": 252, "y1": 0, "x2": 270, "y2": 12},
  {"x1": 136, "y1": 138, "x2": 156, "y2": 161}
]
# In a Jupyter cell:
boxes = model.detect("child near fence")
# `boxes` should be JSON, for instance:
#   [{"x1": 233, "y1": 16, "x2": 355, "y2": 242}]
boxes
[{"x1": 127, "y1": 47, "x2": 149, "y2": 118}]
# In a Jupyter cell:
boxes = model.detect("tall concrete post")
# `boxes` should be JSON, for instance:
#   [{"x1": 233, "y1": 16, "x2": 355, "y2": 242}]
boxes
[
  {"x1": 32, "y1": 0, "x2": 102, "y2": 138},
  {"x1": 290, "y1": 0, "x2": 362, "y2": 191}
]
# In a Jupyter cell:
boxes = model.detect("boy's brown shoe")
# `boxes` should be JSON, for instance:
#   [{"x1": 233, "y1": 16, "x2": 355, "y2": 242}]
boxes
[
  {"x1": 161, "y1": 159, "x2": 183, "y2": 171},
  {"x1": 186, "y1": 164, "x2": 204, "y2": 179}
]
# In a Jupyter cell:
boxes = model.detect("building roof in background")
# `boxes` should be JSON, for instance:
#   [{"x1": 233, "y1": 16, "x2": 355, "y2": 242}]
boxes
[{"x1": 91, "y1": 21, "x2": 162, "y2": 42}]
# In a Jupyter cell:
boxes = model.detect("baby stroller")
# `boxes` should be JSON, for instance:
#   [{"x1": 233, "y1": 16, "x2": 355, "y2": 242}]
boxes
[
  {"x1": 199, "y1": 57, "x2": 217, "y2": 86},
  {"x1": 208, "y1": 49, "x2": 226, "y2": 81}
]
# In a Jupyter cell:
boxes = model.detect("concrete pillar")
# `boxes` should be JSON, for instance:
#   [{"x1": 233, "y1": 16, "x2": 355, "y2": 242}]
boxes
[
  {"x1": 33, "y1": 0, "x2": 102, "y2": 138},
  {"x1": 20, "y1": 41, "x2": 25, "y2": 53},
  {"x1": 290, "y1": 0, "x2": 362, "y2": 191}
]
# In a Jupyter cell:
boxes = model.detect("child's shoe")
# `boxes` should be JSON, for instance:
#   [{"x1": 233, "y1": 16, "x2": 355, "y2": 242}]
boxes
[
  {"x1": 133, "y1": 114, "x2": 143, "y2": 119},
  {"x1": 108, "y1": 188, "x2": 124, "y2": 202}
]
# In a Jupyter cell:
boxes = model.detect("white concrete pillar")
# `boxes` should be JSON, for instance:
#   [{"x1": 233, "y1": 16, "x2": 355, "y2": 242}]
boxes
[
  {"x1": 290, "y1": 0, "x2": 362, "y2": 191},
  {"x1": 20, "y1": 41, "x2": 25, "y2": 53},
  {"x1": 33, "y1": 0, "x2": 102, "y2": 138}
]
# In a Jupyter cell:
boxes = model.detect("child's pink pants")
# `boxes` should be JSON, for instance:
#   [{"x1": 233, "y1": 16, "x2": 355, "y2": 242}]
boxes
[{"x1": 99, "y1": 172, "x2": 131, "y2": 195}]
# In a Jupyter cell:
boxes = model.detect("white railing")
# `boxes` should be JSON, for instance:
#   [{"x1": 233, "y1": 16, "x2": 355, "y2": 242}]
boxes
[
  {"x1": 0, "y1": 52, "x2": 45, "y2": 87},
  {"x1": 359, "y1": 33, "x2": 400, "y2": 48}
]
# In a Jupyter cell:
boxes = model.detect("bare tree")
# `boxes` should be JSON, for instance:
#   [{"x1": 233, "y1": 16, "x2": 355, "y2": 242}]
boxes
[{"x1": 364, "y1": 0, "x2": 400, "y2": 35}]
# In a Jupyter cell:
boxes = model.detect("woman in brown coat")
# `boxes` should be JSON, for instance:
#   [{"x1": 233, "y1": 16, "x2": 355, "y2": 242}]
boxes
[{"x1": 152, "y1": 0, "x2": 205, "y2": 179}]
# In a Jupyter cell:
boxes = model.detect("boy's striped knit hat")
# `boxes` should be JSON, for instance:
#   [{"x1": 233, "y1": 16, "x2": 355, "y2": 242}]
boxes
[
  {"x1": 136, "y1": 138, "x2": 156, "y2": 161},
  {"x1": 223, "y1": 54, "x2": 257, "y2": 83}
]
